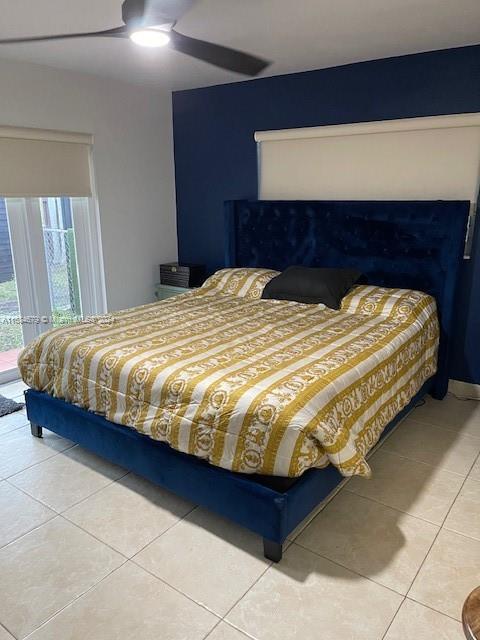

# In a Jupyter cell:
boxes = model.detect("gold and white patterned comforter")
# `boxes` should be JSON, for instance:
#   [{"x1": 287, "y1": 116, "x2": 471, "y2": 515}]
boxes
[{"x1": 19, "y1": 285, "x2": 439, "y2": 478}]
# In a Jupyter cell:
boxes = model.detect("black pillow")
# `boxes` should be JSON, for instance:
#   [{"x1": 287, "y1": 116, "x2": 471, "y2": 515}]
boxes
[{"x1": 261, "y1": 266, "x2": 364, "y2": 309}]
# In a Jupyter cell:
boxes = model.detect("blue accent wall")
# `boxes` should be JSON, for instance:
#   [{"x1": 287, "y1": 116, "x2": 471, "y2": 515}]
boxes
[{"x1": 172, "y1": 45, "x2": 480, "y2": 384}]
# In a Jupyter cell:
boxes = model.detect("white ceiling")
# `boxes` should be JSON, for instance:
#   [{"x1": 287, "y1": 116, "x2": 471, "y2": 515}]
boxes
[{"x1": 0, "y1": 0, "x2": 478, "y2": 92}]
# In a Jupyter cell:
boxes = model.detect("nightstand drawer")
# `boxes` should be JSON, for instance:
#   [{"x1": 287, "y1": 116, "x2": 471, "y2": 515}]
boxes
[{"x1": 155, "y1": 283, "x2": 191, "y2": 301}]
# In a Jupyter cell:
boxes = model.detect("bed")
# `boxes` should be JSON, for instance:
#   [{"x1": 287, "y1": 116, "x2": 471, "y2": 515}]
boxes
[{"x1": 22, "y1": 199, "x2": 469, "y2": 561}]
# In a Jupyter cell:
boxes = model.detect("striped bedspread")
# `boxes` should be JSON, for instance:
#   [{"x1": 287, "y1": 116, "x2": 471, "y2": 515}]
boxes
[{"x1": 18, "y1": 285, "x2": 439, "y2": 478}]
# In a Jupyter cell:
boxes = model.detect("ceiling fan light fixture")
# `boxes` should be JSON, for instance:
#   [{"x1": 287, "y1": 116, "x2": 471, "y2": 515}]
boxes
[
  {"x1": 0, "y1": 0, "x2": 270, "y2": 76},
  {"x1": 129, "y1": 29, "x2": 170, "y2": 47}
]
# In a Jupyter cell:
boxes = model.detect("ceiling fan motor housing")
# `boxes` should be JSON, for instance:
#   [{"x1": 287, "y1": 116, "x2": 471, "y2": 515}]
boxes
[{"x1": 121, "y1": 0, "x2": 189, "y2": 30}]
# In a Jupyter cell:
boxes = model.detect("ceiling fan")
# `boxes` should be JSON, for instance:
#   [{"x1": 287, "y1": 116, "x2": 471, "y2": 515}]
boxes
[{"x1": 0, "y1": 0, "x2": 270, "y2": 76}]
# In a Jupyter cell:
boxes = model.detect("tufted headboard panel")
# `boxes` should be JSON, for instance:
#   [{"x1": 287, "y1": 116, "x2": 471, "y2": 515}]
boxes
[{"x1": 224, "y1": 199, "x2": 469, "y2": 398}]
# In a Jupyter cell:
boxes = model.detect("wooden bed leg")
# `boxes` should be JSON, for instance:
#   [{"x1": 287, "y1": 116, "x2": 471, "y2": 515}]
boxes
[
  {"x1": 30, "y1": 423, "x2": 43, "y2": 438},
  {"x1": 263, "y1": 538, "x2": 283, "y2": 563}
]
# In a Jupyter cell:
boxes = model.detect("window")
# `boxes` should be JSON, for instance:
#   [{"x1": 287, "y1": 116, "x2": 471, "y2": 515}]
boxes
[
  {"x1": 0, "y1": 195, "x2": 106, "y2": 381},
  {"x1": 0, "y1": 127, "x2": 105, "y2": 382}
]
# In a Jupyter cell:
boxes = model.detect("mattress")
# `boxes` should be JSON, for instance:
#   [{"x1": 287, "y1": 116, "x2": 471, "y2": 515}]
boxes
[{"x1": 18, "y1": 284, "x2": 439, "y2": 478}]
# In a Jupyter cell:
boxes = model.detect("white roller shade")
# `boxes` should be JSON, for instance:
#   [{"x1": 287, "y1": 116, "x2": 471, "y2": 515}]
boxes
[
  {"x1": 255, "y1": 114, "x2": 480, "y2": 203},
  {"x1": 0, "y1": 126, "x2": 93, "y2": 197}
]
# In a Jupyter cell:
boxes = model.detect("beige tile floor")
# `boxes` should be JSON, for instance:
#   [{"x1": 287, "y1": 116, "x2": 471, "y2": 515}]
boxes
[{"x1": 0, "y1": 382, "x2": 479, "y2": 639}]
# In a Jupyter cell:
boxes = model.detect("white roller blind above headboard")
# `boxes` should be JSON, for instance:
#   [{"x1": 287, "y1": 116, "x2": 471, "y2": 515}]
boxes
[{"x1": 256, "y1": 114, "x2": 480, "y2": 203}]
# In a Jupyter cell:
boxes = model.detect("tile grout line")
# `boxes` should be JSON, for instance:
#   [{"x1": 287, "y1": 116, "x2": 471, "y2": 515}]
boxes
[
  {"x1": 59, "y1": 496, "x2": 198, "y2": 563},
  {"x1": 202, "y1": 545, "x2": 280, "y2": 640},
  {"x1": 1, "y1": 390, "x2": 149, "y2": 637},
  {"x1": 3, "y1": 426, "x2": 200, "y2": 520},
  {"x1": 14, "y1": 479, "x2": 206, "y2": 632},
  {"x1": 216, "y1": 621, "x2": 258, "y2": 640},
  {"x1": 287, "y1": 479, "x2": 351, "y2": 542},
  {"x1": 1, "y1": 505, "x2": 206, "y2": 636},
  {"x1": 290, "y1": 459, "x2": 443, "y2": 598},
  {"x1": 21, "y1": 557, "x2": 131, "y2": 640},
  {"x1": 384, "y1": 445, "x2": 480, "y2": 633},
  {"x1": 0, "y1": 411, "x2": 29, "y2": 435},
  {"x1": 0, "y1": 510, "x2": 127, "y2": 560},
  {"x1": 381, "y1": 442, "x2": 480, "y2": 476},
  {"x1": 342, "y1": 487, "x2": 449, "y2": 528},
  {"x1": 405, "y1": 596, "x2": 468, "y2": 625},
  {"x1": 0, "y1": 508, "x2": 57, "y2": 552},
  {"x1": 55, "y1": 467, "x2": 130, "y2": 512},
  {"x1": 5, "y1": 467, "x2": 129, "y2": 517},
  {"x1": 127, "y1": 501, "x2": 207, "y2": 562},
  {"x1": 442, "y1": 522, "x2": 480, "y2": 544},
  {"x1": 123, "y1": 504, "x2": 198, "y2": 558},
  {"x1": 201, "y1": 618, "x2": 259, "y2": 640},
  {"x1": 0, "y1": 619, "x2": 19, "y2": 640},
  {"x1": 364, "y1": 445, "x2": 473, "y2": 477},
  {"x1": 291, "y1": 539, "x2": 408, "y2": 598},
  {"x1": 292, "y1": 443, "x2": 480, "y2": 637},
  {"x1": 403, "y1": 446, "x2": 480, "y2": 617},
  {"x1": 57, "y1": 511, "x2": 222, "y2": 623},
  {"x1": 405, "y1": 415, "x2": 480, "y2": 440},
  {"x1": 0, "y1": 439, "x2": 76, "y2": 482},
  {"x1": 380, "y1": 595, "x2": 406, "y2": 640},
  {"x1": 218, "y1": 555, "x2": 275, "y2": 622},
  {"x1": 2, "y1": 424, "x2": 198, "y2": 551},
  {"x1": 57, "y1": 514, "x2": 130, "y2": 560},
  {"x1": 129, "y1": 526, "x2": 291, "y2": 636},
  {"x1": 126, "y1": 517, "x2": 295, "y2": 634},
  {"x1": 200, "y1": 619, "x2": 223, "y2": 640},
  {"x1": 0, "y1": 423, "x2": 29, "y2": 438},
  {"x1": 203, "y1": 408, "x2": 480, "y2": 633},
  {"x1": 128, "y1": 556, "x2": 224, "y2": 620},
  {"x1": 3, "y1": 456, "x2": 208, "y2": 613}
]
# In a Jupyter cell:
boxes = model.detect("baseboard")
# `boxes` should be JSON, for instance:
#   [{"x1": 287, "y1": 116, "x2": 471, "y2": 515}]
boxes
[
  {"x1": 448, "y1": 379, "x2": 480, "y2": 400},
  {"x1": 0, "y1": 367, "x2": 20, "y2": 386}
]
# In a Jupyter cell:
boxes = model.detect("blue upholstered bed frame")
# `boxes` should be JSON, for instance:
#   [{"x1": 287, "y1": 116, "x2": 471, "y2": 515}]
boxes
[{"x1": 25, "y1": 199, "x2": 469, "y2": 562}]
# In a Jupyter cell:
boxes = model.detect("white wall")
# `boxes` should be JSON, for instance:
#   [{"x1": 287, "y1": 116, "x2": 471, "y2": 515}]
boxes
[{"x1": 0, "y1": 57, "x2": 177, "y2": 311}]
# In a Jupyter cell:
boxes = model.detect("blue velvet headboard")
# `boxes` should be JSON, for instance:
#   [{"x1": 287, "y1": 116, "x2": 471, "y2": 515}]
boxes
[{"x1": 224, "y1": 199, "x2": 469, "y2": 399}]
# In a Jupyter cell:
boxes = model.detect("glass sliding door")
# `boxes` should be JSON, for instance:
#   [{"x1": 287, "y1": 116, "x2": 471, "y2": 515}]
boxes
[
  {"x1": 40, "y1": 198, "x2": 82, "y2": 326},
  {"x1": 0, "y1": 196, "x2": 104, "y2": 383}
]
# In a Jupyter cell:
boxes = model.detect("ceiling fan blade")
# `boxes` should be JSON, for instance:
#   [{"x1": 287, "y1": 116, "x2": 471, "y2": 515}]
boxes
[
  {"x1": 169, "y1": 29, "x2": 270, "y2": 76},
  {"x1": 0, "y1": 25, "x2": 128, "y2": 45}
]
